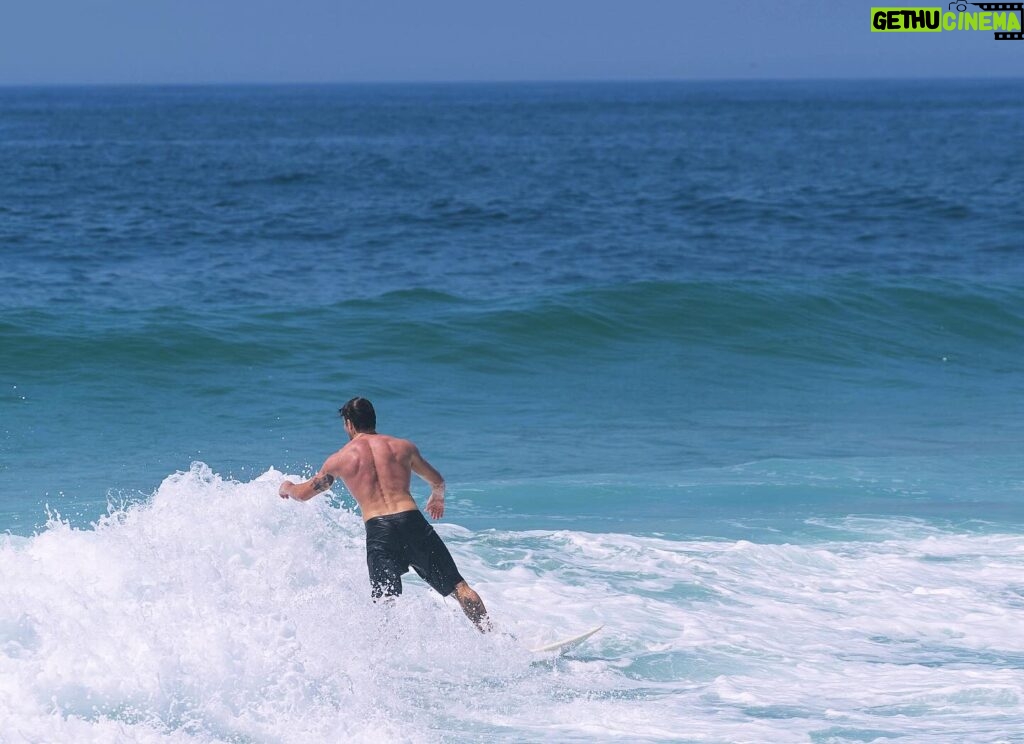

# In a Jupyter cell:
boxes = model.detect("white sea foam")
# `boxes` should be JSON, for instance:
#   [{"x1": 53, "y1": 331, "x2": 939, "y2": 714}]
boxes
[{"x1": 1, "y1": 464, "x2": 1023, "y2": 743}]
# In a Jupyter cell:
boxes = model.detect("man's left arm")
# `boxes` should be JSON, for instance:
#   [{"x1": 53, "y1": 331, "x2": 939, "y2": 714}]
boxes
[
  {"x1": 410, "y1": 445, "x2": 446, "y2": 519},
  {"x1": 279, "y1": 456, "x2": 340, "y2": 502}
]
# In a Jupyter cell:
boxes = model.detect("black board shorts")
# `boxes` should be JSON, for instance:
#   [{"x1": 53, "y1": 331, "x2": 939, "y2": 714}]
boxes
[{"x1": 364, "y1": 509, "x2": 464, "y2": 598}]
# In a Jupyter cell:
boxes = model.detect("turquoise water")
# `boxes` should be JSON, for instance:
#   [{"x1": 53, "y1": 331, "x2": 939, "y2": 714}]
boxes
[{"x1": 1, "y1": 81, "x2": 1023, "y2": 742}]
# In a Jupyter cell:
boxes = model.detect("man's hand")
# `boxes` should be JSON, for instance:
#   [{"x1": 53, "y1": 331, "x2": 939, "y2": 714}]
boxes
[
  {"x1": 279, "y1": 481, "x2": 294, "y2": 500},
  {"x1": 425, "y1": 492, "x2": 444, "y2": 520}
]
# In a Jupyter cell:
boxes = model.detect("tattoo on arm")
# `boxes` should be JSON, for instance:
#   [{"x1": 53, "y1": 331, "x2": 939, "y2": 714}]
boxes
[{"x1": 311, "y1": 473, "x2": 335, "y2": 492}]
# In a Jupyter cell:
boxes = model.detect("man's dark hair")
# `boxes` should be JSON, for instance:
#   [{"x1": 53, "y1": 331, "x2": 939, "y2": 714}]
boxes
[{"x1": 339, "y1": 397, "x2": 376, "y2": 432}]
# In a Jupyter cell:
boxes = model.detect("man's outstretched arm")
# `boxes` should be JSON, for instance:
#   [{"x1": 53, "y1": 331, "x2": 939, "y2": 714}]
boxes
[{"x1": 280, "y1": 459, "x2": 338, "y2": 502}]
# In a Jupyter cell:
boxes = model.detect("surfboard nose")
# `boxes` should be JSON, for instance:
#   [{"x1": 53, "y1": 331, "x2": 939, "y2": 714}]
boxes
[{"x1": 529, "y1": 624, "x2": 604, "y2": 654}]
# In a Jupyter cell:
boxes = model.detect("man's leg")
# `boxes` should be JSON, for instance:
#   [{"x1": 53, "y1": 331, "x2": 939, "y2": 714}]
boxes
[
  {"x1": 406, "y1": 515, "x2": 491, "y2": 632},
  {"x1": 451, "y1": 581, "x2": 491, "y2": 633},
  {"x1": 368, "y1": 549, "x2": 403, "y2": 600}
]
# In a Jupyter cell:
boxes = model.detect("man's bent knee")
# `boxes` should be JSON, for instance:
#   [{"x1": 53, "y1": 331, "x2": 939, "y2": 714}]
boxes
[{"x1": 452, "y1": 580, "x2": 477, "y2": 600}]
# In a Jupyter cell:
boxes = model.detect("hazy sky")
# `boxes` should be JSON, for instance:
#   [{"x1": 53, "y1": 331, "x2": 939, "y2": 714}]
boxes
[{"x1": 0, "y1": 0, "x2": 1021, "y2": 84}]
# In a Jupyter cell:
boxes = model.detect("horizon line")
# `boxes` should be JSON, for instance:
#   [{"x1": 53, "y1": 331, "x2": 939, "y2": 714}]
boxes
[{"x1": 1, "y1": 74, "x2": 1023, "y2": 89}]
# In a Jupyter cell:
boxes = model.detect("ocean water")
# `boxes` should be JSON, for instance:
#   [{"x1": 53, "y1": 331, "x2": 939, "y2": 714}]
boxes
[{"x1": 1, "y1": 81, "x2": 1023, "y2": 742}]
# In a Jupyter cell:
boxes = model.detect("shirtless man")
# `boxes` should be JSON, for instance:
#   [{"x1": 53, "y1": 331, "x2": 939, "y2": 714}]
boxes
[{"x1": 278, "y1": 397, "x2": 490, "y2": 631}]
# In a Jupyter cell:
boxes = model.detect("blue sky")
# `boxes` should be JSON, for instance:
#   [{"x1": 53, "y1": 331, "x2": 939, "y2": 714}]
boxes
[{"x1": 0, "y1": 0, "x2": 1021, "y2": 84}]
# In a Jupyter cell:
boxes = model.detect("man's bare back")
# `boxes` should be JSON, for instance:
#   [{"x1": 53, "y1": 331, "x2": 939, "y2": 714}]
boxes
[
  {"x1": 322, "y1": 433, "x2": 446, "y2": 521},
  {"x1": 277, "y1": 397, "x2": 489, "y2": 631},
  {"x1": 277, "y1": 431, "x2": 446, "y2": 520}
]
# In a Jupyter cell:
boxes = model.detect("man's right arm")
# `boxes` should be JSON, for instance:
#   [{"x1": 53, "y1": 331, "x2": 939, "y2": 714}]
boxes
[
  {"x1": 279, "y1": 452, "x2": 344, "y2": 502},
  {"x1": 410, "y1": 445, "x2": 446, "y2": 519},
  {"x1": 279, "y1": 470, "x2": 335, "y2": 501}
]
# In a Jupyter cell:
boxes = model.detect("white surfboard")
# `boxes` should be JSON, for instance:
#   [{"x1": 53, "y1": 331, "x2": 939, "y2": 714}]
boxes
[{"x1": 529, "y1": 625, "x2": 603, "y2": 654}]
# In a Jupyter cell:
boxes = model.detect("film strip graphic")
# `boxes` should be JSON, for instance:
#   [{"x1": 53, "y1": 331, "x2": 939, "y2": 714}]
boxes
[{"x1": 967, "y1": 2, "x2": 1024, "y2": 38}]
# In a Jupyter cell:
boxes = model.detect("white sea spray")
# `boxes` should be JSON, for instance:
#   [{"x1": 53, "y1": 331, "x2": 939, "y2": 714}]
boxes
[{"x1": 1, "y1": 465, "x2": 1023, "y2": 742}]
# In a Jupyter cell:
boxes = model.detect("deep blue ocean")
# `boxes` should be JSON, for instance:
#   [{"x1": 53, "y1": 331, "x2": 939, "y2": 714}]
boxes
[{"x1": 1, "y1": 81, "x2": 1023, "y2": 743}]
